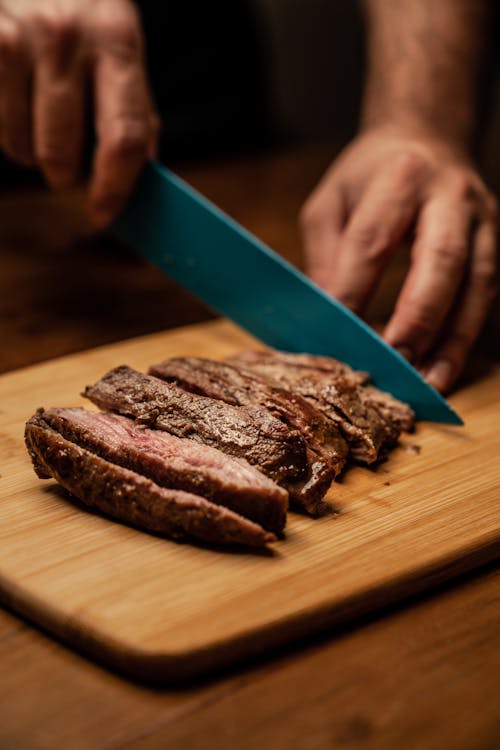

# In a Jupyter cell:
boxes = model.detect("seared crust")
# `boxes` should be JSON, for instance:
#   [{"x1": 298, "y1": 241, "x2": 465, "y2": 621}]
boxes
[
  {"x1": 25, "y1": 414, "x2": 276, "y2": 548},
  {"x1": 39, "y1": 407, "x2": 287, "y2": 533},
  {"x1": 84, "y1": 366, "x2": 308, "y2": 486},
  {"x1": 229, "y1": 350, "x2": 415, "y2": 432},
  {"x1": 227, "y1": 350, "x2": 370, "y2": 385},
  {"x1": 149, "y1": 357, "x2": 350, "y2": 515},
  {"x1": 227, "y1": 352, "x2": 402, "y2": 464},
  {"x1": 25, "y1": 348, "x2": 416, "y2": 547},
  {"x1": 359, "y1": 386, "x2": 415, "y2": 432}
]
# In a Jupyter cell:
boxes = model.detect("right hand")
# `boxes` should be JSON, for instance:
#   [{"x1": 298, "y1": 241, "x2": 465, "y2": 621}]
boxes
[
  {"x1": 0, "y1": 0, "x2": 159, "y2": 226},
  {"x1": 301, "y1": 127, "x2": 498, "y2": 394}
]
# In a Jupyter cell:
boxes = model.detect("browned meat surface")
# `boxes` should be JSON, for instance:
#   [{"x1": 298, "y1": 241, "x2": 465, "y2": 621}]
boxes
[
  {"x1": 229, "y1": 350, "x2": 370, "y2": 385},
  {"x1": 25, "y1": 414, "x2": 276, "y2": 548},
  {"x1": 359, "y1": 386, "x2": 415, "y2": 432},
  {"x1": 227, "y1": 354, "x2": 400, "y2": 464},
  {"x1": 83, "y1": 366, "x2": 307, "y2": 486},
  {"x1": 149, "y1": 357, "x2": 349, "y2": 515},
  {"x1": 230, "y1": 350, "x2": 415, "y2": 433},
  {"x1": 25, "y1": 347, "x2": 417, "y2": 548},
  {"x1": 39, "y1": 407, "x2": 288, "y2": 533}
]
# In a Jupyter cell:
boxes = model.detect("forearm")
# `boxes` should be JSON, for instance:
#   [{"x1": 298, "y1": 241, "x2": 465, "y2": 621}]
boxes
[{"x1": 361, "y1": 0, "x2": 492, "y2": 151}]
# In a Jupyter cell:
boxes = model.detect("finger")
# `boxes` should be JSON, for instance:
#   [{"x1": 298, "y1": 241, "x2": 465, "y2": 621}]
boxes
[
  {"x1": 32, "y1": 16, "x2": 86, "y2": 188},
  {"x1": 301, "y1": 181, "x2": 347, "y2": 290},
  {"x1": 89, "y1": 13, "x2": 152, "y2": 227},
  {"x1": 324, "y1": 155, "x2": 422, "y2": 313},
  {"x1": 423, "y1": 219, "x2": 498, "y2": 393},
  {"x1": 384, "y1": 191, "x2": 475, "y2": 364},
  {"x1": 0, "y1": 16, "x2": 33, "y2": 165}
]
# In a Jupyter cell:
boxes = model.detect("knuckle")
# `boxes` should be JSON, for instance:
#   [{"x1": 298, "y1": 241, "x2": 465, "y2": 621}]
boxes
[
  {"x1": 346, "y1": 223, "x2": 393, "y2": 264},
  {"x1": 298, "y1": 195, "x2": 334, "y2": 236},
  {"x1": 399, "y1": 303, "x2": 437, "y2": 339},
  {"x1": 0, "y1": 21, "x2": 22, "y2": 61},
  {"x1": 106, "y1": 117, "x2": 150, "y2": 157},
  {"x1": 299, "y1": 200, "x2": 321, "y2": 232},
  {"x1": 430, "y1": 238, "x2": 468, "y2": 266},
  {"x1": 94, "y1": 11, "x2": 141, "y2": 59},
  {"x1": 31, "y1": 11, "x2": 78, "y2": 49},
  {"x1": 391, "y1": 150, "x2": 426, "y2": 184},
  {"x1": 447, "y1": 171, "x2": 476, "y2": 203}
]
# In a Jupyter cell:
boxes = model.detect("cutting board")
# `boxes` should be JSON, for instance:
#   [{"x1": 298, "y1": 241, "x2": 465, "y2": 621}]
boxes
[{"x1": 1, "y1": 319, "x2": 499, "y2": 683}]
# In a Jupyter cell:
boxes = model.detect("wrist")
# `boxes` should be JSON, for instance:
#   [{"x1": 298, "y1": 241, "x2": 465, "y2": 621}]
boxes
[
  {"x1": 360, "y1": 0, "x2": 488, "y2": 157},
  {"x1": 360, "y1": 53, "x2": 481, "y2": 155},
  {"x1": 359, "y1": 103, "x2": 474, "y2": 157},
  {"x1": 353, "y1": 121, "x2": 477, "y2": 171}
]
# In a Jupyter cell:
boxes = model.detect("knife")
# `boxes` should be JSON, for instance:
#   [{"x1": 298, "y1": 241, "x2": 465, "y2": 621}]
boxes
[{"x1": 110, "y1": 161, "x2": 462, "y2": 424}]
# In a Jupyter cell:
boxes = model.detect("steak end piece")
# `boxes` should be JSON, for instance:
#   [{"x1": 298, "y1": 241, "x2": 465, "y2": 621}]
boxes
[
  {"x1": 25, "y1": 414, "x2": 276, "y2": 548},
  {"x1": 39, "y1": 406, "x2": 288, "y2": 534}
]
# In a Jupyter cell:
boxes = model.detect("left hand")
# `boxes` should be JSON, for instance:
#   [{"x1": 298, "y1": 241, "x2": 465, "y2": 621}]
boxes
[
  {"x1": 300, "y1": 127, "x2": 499, "y2": 393},
  {"x1": 0, "y1": 0, "x2": 158, "y2": 227}
]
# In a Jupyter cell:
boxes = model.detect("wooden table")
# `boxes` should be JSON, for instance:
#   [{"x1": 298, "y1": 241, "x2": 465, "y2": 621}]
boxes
[{"x1": 1, "y1": 145, "x2": 499, "y2": 749}]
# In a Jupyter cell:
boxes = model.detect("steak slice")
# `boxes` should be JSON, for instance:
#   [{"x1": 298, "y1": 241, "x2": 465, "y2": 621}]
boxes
[
  {"x1": 230, "y1": 350, "x2": 415, "y2": 432},
  {"x1": 83, "y1": 366, "x2": 307, "y2": 486},
  {"x1": 39, "y1": 407, "x2": 288, "y2": 533},
  {"x1": 228, "y1": 354, "x2": 399, "y2": 464},
  {"x1": 149, "y1": 356, "x2": 350, "y2": 514},
  {"x1": 358, "y1": 386, "x2": 415, "y2": 432},
  {"x1": 229, "y1": 350, "x2": 370, "y2": 385},
  {"x1": 25, "y1": 414, "x2": 276, "y2": 548}
]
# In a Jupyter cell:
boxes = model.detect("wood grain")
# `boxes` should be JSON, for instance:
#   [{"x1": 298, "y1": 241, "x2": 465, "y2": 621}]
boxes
[
  {"x1": 1, "y1": 143, "x2": 499, "y2": 748},
  {"x1": 1, "y1": 566, "x2": 497, "y2": 750},
  {"x1": 1, "y1": 318, "x2": 499, "y2": 682}
]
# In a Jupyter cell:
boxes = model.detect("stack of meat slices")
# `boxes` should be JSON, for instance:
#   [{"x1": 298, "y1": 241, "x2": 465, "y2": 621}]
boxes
[{"x1": 25, "y1": 349, "x2": 415, "y2": 549}]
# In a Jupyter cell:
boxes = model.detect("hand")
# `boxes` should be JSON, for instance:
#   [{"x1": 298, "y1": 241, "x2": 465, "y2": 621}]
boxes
[
  {"x1": 301, "y1": 128, "x2": 499, "y2": 393},
  {"x1": 0, "y1": 0, "x2": 159, "y2": 226}
]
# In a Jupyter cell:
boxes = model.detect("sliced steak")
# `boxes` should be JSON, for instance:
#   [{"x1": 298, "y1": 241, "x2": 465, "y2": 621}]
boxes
[
  {"x1": 149, "y1": 357, "x2": 349, "y2": 514},
  {"x1": 358, "y1": 386, "x2": 415, "y2": 432},
  {"x1": 25, "y1": 414, "x2": 276, "y2": 548},
  {"x1": 39, "y1": 407, "x2": 288, "y2": 533},
  {"x1": 230, "y1": 350, "x2": 415, "y2": 432},
  {"x1": 83, "y1": 366, "x2": 307, "y2": 486},
  {"x1": 228, "y1": 354, "x2": 399, "y2": 464},
  {"x1": 148, "y1": 358, "x2": 347, "y2": 467},
  {"x1": 229, "y1": 350, "x2": 370, "y2": 385}
]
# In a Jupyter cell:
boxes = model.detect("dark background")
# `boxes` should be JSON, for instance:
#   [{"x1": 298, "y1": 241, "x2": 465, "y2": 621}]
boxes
[{"x1": 1, "y1": 0, "x2": 499, "y2": 187}]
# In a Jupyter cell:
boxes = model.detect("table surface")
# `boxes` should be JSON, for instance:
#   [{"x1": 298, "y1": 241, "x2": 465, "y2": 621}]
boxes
[{"x1": 1, "y1": 144, "x2": 499, "y2": 750}]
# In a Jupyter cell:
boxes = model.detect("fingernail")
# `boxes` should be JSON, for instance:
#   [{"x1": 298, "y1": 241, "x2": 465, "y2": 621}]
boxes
[
  {"x1": 395, "y1": 345, "x2": 413, "y2": 363},
  {"x1": 425, "y1": 360, "x2": 454, "y2": 393}
]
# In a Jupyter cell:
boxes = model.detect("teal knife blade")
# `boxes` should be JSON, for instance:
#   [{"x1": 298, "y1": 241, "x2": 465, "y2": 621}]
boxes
[{"x1": 111, "y1": 161, "x2": 462, "y2": 425}]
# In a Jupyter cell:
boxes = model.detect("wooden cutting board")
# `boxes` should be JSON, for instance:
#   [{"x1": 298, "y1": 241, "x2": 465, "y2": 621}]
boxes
[{"x1": 1, "y1": 319, "x2": 499, "y2": 683}]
